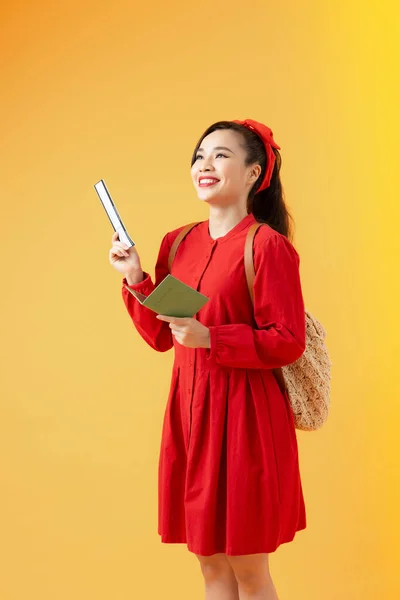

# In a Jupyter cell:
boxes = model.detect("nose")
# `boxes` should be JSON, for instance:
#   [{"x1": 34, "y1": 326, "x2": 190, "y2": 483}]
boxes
[
  {"x1": 199, "y1": 162, "x2": 214, "y2": 172},
  {"x1": 198, "y1": 154, "x2": 214, "y2": 173}
]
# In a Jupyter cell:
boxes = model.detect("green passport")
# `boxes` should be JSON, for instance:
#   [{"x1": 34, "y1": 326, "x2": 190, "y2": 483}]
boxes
[{"x1": 124, "y1": 274, "x2": 209, "y2": 318}]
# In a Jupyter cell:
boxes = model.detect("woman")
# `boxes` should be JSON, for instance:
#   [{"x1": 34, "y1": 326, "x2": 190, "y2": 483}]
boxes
[{"x1": 109, "y1": 119, "x2": 306, "y2": 600}]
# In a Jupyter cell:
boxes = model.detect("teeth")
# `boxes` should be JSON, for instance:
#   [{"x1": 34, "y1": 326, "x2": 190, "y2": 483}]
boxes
[{"x1": 200, "y1": 179, "x2": 219, "y2": 184}]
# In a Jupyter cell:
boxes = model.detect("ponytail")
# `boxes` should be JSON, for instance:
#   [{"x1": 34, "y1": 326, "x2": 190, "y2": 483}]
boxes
[
  {"x1": 191, "y1": 121, "x2": 295, "y2": 242},
  {"x1": 249, "y1": 147, "x2": 294, "y2": 242}
]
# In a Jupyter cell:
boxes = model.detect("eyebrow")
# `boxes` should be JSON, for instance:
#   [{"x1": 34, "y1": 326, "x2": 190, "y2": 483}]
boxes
[{"x1": 197, "y1": 146, "x2": 235, "y2": 154}]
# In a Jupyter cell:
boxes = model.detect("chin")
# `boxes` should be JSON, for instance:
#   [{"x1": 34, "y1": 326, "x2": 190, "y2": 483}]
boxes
[
  {"x1": 198, "y1": 196, "x2": 218, "y2": 205},
  {"x1": 196, "y1": 189, "x2": 221, "y2": 203}
]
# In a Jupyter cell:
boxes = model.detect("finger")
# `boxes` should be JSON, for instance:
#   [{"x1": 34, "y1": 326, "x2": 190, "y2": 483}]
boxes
[
  {"x1": 158, "y1": 316, "x2": 189, "y2": 324},
  {"x1": 111, "y1": 233, "x2": 130, "y2": 253},
  {"x1": 112, "y1": 244, "x2": 129, "y2": 257},
  {"x1": 113, "y1": 241, "x2": 129, "y2": 252},
  {"x1": 110, "y1": 249, "x2": 126, "y2": 259},
  {"x1": 116, "y1": 242, "x2": 130, "y2": 251},
  {"x1": 172, "y1": 333, "x2": 183, "y2": 345}
]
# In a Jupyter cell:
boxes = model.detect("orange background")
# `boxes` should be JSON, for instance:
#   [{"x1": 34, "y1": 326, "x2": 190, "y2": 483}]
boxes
[{"x1": 1, "y1": 1, "x2": 399, "y2": 598}]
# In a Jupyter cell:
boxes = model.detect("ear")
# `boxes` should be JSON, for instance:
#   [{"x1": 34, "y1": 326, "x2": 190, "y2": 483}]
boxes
[{"x1": 248, "y1": 164, "x2": 262, "y2": 184}]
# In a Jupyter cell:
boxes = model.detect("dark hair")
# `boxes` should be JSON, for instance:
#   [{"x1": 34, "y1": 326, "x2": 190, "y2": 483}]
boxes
[{"x1": 191, "y1": 120, "x2": 294, "y2": 241}]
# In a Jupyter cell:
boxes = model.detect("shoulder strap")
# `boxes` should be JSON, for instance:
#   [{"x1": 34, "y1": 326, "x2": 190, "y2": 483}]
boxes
[
  {"x1": 244, "y1": 222, "x2": 264, "y2": 305},
  {"x1": 168, "y1": 219, "x2": 286, "y2": 391},
  {"x1": 245, "y1": 222, "x2": 287, "y2": 393},
  {"x1": 169, "y1": 220, "x2": 265, "y2": 302},
  {"x1": 167, "y1": 222, "x2": 201, "y2": 272}
]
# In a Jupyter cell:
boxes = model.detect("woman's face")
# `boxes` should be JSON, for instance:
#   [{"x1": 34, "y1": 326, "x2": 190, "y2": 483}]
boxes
[{"x1": 191, "y1": 129, "x2": 261, "y2": 206}]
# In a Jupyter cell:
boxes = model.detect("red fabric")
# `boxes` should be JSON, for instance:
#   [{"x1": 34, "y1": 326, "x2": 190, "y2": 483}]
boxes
[
  {"x1": 122, "y1": 213, "x2": 307, "y2": 556},
  {"x1": 232, "y1": 119, "x2": 280, "y2": 192}
]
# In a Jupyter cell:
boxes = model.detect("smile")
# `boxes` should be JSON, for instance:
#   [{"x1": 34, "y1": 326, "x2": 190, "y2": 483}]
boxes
[{"x1": 199, "y1": 178, "x2": 220, "y2": 188}]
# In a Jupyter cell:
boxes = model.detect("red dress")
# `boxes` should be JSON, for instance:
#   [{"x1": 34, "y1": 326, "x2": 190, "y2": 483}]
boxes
[{"x1": 122, "y1": 212, "x2": 307, "y2": 556}]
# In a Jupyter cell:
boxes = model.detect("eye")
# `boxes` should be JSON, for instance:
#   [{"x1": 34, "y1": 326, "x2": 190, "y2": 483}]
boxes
[{"x1": 195, "y1": 152, "x2": 227, "y2": 161}]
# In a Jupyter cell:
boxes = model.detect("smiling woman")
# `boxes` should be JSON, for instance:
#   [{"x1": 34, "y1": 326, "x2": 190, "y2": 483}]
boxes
[
  {"x1": 110, "y1": 118, "x2": 306, "y2": 600},
  {"x1": 190, "y1": 119, "x2": 292, "y2": 241}
]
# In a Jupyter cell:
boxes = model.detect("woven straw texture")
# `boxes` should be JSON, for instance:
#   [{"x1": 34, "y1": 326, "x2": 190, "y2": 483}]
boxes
[{"x1": 282, "y1": 310, "x2": 332, "y2": 431}]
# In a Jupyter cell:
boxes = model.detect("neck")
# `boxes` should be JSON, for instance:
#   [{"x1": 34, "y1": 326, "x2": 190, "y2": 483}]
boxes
[{"x1": 208, "y1": 204, "x2": 249, "y2": 240}]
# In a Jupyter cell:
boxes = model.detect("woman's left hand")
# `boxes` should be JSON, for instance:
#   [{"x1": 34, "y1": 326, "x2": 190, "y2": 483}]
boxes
[{"x1": 156, "y1": 315, "x2": 211, "y2": 348}]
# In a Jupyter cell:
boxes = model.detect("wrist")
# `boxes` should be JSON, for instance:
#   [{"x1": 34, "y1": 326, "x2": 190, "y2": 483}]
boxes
[{"x1": 125, "y1": 270, "x2": 144, "y2": 286}]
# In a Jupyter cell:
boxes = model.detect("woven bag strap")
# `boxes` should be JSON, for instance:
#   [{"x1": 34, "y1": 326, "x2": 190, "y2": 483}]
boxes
[
  {"x1": 167, "y1": 222, "x2": 201, "y2": 272},
  {"x1": 244, "y1": 222, "x2": 287, "y2": 393},
  {"x1": 244, "y1": 222, "x2": 263, "y2": 303}
]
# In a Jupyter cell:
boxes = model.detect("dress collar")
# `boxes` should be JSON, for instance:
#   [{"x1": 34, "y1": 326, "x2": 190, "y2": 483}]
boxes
[{"x1": 204, "y1": 212, "x2": 257, "y2": 244}]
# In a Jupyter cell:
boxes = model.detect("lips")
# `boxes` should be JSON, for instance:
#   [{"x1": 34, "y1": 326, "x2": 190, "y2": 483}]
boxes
[{"x1": 198, "y1": 177, "x2": 220, "y2": 187}]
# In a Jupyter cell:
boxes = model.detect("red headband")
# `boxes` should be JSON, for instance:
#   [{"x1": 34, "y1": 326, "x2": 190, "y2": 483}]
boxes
[{"x1": 232, "y1": 119, "x2": 281, "y2": 192}]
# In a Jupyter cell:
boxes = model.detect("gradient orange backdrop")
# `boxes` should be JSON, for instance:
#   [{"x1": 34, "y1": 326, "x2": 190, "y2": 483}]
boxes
[{"x1": 1, "y1": 1, "x2": 399, "y2": 599}]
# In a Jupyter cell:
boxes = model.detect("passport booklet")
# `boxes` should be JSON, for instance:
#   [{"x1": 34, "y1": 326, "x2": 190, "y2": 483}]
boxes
[{"x1": 125, "y1": 274, "x2": 209, "y2": 318}]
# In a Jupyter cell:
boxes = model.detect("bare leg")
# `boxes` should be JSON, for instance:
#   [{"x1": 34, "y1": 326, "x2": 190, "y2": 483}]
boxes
[
  {"x1": 196, "y1": 553, "x2": 240, "y2": 600},
  {"x1": 227, "y1": 554, "x2": 279, "y2": 600}
]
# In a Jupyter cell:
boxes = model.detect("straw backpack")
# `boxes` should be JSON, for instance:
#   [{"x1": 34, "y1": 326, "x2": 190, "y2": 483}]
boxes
[{"x1": 168, "y1": 221, "x2": 332, "y2": 431}]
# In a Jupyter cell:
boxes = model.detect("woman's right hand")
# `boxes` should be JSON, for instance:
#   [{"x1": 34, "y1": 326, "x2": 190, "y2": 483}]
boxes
[{"x1": 109, "y1": 232, "x2": 143, "y2": 281}]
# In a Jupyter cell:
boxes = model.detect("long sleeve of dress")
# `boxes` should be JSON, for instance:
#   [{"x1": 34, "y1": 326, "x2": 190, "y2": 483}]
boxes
[
  {"x1": 206, "y1": 232, "x2": 306, "y2": 370},
  {"x1": 121, "y1": 232, "x2": 173, "y2": 352}
]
